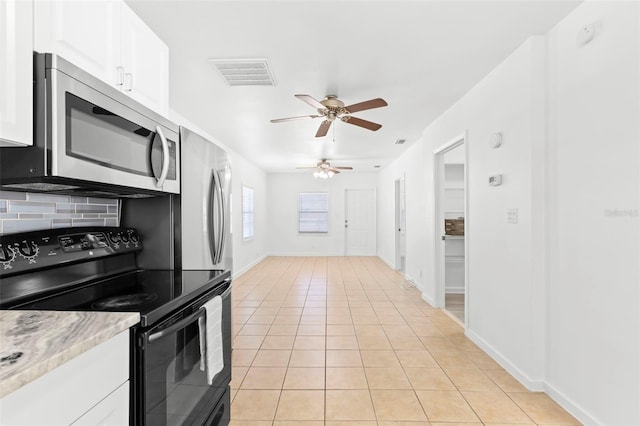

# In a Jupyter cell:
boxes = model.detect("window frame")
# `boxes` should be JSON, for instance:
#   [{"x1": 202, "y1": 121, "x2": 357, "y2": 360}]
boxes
[
  {"x1": 298, "y1": 192, "x2": 329, "y2": 234},
  {"x1": 241, "y1": 185, "x2": 254, "y2": 240}
]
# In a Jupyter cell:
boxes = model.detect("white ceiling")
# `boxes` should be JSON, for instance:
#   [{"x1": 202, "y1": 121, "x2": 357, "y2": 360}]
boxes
[{"x1": 127, "y1": 0, "x2": 580, "y2": 173}]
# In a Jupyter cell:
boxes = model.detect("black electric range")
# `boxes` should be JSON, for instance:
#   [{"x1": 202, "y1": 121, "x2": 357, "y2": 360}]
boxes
[{"x1": 0, "y1": 227, "x2": 232, "y2": 426}]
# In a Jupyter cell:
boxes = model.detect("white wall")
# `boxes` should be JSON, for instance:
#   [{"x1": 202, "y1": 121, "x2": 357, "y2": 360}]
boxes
[
  {"x1": 376, "y1": 141, "x2": 428, "y2": 290},
  {"x1": 546, "y1": 2, "x2": 639, "y2": 424},
  {"x1": 377, "y1": 2, "x2": 640, "y2": 424},
  {"x1": 427, "y1": 36, "x2": 547, "y2": 386},
  {"x1": 267, "y1": 172, "x2": 377, "y2": 256},
  {"x1": 230, "y1": 153, "x2": 268, "y2": 277}
]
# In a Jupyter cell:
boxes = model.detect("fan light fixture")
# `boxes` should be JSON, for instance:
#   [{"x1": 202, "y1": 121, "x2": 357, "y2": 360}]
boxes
[
  {"x1": 313, "y1": 169, "x2": 336, "y2": 179},
  {"x1": 299, "y1": 159, "x2": 353, "y2": 179}
]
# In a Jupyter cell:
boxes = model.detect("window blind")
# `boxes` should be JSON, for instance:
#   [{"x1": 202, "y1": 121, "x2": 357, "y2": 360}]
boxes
[
  {"x1": 242, "y1": 186, "x2": 254, "y2": 239},
  {"x1": 298, "y1": 192, "x2": 329, "y2": 233}
]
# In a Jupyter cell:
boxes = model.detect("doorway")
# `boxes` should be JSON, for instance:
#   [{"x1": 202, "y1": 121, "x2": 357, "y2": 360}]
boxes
[
  {"x1": 344, "y1": 189, "x2": 376, "y2": 255},
  {"x1": 395, "y1": 176, "x2": 406, "y2": 273},
  {"x1": 433, "y1": 134, "x2": 468, "y2": 325}
]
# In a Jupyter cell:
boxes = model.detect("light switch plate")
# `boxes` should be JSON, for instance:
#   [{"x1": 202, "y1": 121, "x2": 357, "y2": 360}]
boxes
[{"x1": 507, "y1": 208, "x2": 519, "y2": 224}]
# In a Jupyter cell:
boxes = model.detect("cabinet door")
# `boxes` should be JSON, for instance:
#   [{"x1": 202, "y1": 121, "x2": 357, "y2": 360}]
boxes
[
  {"x1": 35, "y1": 0, "x2": 121, "y2": 87},
  {"x1": 120, "y1": 3, "x2": 169, "y2": 116},
  {"x1": 0, "y1": 0, "x2": 33, "y2": 146}
]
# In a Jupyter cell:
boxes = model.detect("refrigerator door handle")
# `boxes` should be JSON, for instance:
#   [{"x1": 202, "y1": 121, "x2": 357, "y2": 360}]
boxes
[
  {"x1": 208, "y1": 171, "x2": 218, "y2": 264},
  {"x1": 216, "y1": 170, "x2": 226, "y2": 264}
]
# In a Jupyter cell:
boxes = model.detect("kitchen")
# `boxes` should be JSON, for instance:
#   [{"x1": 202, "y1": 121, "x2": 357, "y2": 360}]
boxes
[{"x1": 1, "y1": 1, "x2": 639, "y2": 426}]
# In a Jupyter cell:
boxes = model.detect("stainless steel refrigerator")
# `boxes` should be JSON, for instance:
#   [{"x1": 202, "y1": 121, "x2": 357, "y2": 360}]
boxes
[{"x1": 179, "y1": 126, "x2": 232, "y2": 272}]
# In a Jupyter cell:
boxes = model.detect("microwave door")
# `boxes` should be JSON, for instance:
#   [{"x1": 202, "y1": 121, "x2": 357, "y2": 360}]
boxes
[{"x1": 50, "y1": 66, "x2": 180, "y2": 194}]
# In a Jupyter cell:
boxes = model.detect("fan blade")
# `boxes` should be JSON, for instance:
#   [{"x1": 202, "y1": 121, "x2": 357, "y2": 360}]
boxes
[
  {"x1": 341, "y1": 116, "x2": 382, "y2": 131},
  {"x1": 271, "y1": 115, "x2": 321, "y2": 123},
  {"x1": 344, "y1": 98, "x2": 387, "y2": 114},
  {"x1": 332, "y1": 166, "x2": 353, "y2": 170},
  {"x1": 295, "y1": 166, "x2": 318, "y2": 169},
  {"x1": 295, "y1": 94, "x2": 326, "y2": 110},
  {"x1": 328, "y1": 168, "x2": 341, "y2": 174},
  {"x1": 316, "y1": 120, "x2": 332, "y2": 137}
]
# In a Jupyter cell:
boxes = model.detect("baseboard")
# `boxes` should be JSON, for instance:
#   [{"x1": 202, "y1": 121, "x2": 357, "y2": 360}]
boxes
[
  {"x1": 378, "y1": 255, "x2": 395, "y2": 269},
  {"x1": 232, "y1": 254, "x2": 267, "y2": 279},
  {"x1": 465, "y1": 329, "x2": 545, "y2": 391},
  {"x1": 466, "y1": 329, "x2": 602, "y2": 424},
  {"x1": 544, "y1": 381, "x2": 601, "y2": 426},
  {"x1": 445, "y1": 286, "x2": 465, "y2": 294},
  {"x1": 267, "y1": 251, "x2": 351, "y2": 257},
  {"x1": 421, "y1": 291, "x2": 435, "y2": 307}
]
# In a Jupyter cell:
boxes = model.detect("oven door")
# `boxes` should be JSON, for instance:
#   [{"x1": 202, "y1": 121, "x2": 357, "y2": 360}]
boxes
[
  {"x1": 49, "y1": 61, "x2": 180, "y2": 194},
  {"x1": 138, "y1": 280, "x2": 231, "y2": 426}
]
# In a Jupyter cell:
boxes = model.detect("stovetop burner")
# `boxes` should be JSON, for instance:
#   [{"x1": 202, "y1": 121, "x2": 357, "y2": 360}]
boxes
[{"x1": 91, "y1": 293, "x2": 158, "y2": 310}]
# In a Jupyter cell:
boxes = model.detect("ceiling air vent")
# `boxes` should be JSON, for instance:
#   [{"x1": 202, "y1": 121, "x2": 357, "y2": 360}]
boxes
[
  {"x1": 208, "y1": 58, "x2": 276, "y2": 86},
  {"x1": 395, "y1": 139, "x2": 406, "y2": 145}
]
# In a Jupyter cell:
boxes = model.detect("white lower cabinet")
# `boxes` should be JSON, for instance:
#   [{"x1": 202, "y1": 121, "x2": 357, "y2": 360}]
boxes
[
  {"x1": 0, "y1": 330, "x2": 130, "y2": 425},
  {"x1": 71, "y1": 382, "x2": 129, "y2": 426}
]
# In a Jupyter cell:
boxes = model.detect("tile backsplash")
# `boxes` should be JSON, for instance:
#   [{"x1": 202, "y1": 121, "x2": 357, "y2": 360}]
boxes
[{"x1": 0, "y1": 191, "x2": 119, "y2": 235}]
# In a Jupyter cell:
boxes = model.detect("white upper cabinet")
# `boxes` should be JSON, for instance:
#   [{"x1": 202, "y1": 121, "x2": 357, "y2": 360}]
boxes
[
  {"x1": 0, "y1": 0, "x2": 34, "y2": 146},
  {"x1": 34, "y1": 0, "x2": 121, "y2": 87},
  {"x1": 34, "y1": 0, "x2": 169, "y2": 116},
  {"x1": 120, "y1": 2, "x2": 169, "y2": 116}
]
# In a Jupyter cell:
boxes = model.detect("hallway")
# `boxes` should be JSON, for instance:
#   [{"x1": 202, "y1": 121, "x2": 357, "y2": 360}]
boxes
[{"x1": 229, "y1": 256, "x2": 579, "y2": 425}]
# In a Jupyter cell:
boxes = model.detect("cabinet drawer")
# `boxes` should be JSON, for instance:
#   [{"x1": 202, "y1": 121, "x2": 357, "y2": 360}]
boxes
[
  {"x1": 71, "y1": 381, "x2": 129, "y2": 425},
  {"x1": 0, "y1": 330, "x2": 130, "y2": 425}
]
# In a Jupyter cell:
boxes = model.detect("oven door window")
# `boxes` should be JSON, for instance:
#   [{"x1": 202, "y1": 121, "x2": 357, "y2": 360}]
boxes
[
  {"x1": 144, "y1": 309, "x2": 228, "y2": 425},
  {"x1": 65, "y1": 93, "x2": 176, "y2": 180}
]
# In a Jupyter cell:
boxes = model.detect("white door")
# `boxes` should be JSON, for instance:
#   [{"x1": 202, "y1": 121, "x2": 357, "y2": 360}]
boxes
[
  {"x1": 395, "y1": 177, "x2": 406, "y2": 272},
  {"x1": 345, "y1": 189, "x2": 376, "y2": 255}
]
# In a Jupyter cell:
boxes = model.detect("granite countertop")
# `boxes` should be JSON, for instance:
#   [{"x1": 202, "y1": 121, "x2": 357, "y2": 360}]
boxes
[{"x1": 0, "y1": 310, "x2": 139, "y2": 398}]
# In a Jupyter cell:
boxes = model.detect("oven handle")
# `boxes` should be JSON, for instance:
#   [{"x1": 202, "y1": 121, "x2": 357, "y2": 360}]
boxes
[
  {"x1": 146, "y1": 282, "x2": 232, "y2": 343},
  {"x1": 148, "y1": 309, "x2": 204, "y2": 343}
]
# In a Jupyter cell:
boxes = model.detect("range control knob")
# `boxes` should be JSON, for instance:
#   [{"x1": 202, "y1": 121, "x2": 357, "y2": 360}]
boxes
[
  {"x1": 0, "y1": 244, "x2": 15, "y2": 263},
  {"x1": 128, "y1": 230, "x2": 139, "y2": 244},
  {"x1": 17, "y1": 240, "x2": 39, "y2": 262},
  {"x1": 107, "y1": 232, "x2": 121, "y2": 245}
]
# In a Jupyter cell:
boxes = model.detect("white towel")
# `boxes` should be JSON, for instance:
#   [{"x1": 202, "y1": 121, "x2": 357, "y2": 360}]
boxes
[{"x1": 198, "y1": 295, "x2": 224, "y2": 385}]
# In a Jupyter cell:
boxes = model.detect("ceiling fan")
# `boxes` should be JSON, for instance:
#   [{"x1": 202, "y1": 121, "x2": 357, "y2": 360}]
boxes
[
  {"x1": 271, "y1": 94, "x2": 388, "y2": 137},
  {"x1": 297, "y1": 159, "x2": 353, "y2": 179}
]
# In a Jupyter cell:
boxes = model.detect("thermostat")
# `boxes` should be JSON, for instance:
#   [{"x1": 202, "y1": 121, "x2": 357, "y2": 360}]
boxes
[{"x1": 489, "y1": 174, "x2": 502, "y2": 186}]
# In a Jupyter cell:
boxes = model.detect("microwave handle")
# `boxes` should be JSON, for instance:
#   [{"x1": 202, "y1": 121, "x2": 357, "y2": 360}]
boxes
[{"x1": 154, "y1": 126, "x2": 170, "y2": 188}]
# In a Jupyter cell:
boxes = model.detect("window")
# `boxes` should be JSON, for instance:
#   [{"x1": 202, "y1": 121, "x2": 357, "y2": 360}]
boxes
[
  {"x1": 298, "y1": 192, "x2": 329, "y2": 233},
  {"x1": 242, "y1": 186, "x2": 254, "y2": 240}
]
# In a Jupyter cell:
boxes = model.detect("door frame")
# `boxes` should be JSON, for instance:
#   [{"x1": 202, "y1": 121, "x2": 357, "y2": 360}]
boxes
[
  {"x1": 394, "y1": 175, "x2": 406, "y2": 273},
  {"x1": 433, "y1": 132, "x2": 469, "y2": 326}
]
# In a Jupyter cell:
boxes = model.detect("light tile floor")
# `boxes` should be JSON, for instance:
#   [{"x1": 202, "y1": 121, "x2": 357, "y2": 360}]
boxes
[{"x1": 229, "y1": 256, "x2": 580, "y2": 425}]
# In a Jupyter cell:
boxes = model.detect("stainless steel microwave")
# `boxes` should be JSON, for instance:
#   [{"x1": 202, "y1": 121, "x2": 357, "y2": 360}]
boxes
[{"x1": 0, "y1": 53, "x2": 180, "y2": 197}]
